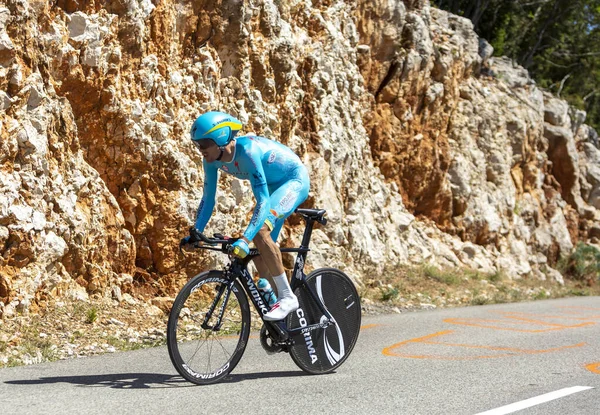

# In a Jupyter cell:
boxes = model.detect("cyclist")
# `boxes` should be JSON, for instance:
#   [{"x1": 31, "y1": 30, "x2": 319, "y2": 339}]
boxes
[{"x1": 182, "y1": 111, "x2": 310, "y2": 321}]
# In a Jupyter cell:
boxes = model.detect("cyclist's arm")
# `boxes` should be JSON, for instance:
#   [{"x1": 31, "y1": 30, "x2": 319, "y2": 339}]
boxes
[
  {"x1": 194, "y1": 161, "x2": 218, "y2": 232},
  {"x1": 240, "y1": 147, "x2": 269, "y2": 242}
]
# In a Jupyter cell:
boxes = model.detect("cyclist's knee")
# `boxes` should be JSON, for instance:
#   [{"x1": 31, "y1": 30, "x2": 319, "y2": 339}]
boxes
[{"x1": 253, "y1": 224, "x2": 272, "y2": 248}]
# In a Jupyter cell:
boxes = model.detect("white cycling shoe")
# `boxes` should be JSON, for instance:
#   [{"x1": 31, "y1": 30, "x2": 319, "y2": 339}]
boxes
[{"x1": 263, "y1": 295, "x2": 299, "y2": 321}]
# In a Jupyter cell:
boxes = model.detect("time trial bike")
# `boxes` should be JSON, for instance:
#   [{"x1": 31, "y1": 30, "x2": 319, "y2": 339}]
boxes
[{"x1": 167, "y1": 208, "x2": 361, "y2": 385}]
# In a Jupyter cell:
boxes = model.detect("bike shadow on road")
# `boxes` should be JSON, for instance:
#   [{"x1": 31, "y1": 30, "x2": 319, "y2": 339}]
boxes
[
  {"x1": 5, "y1": 373, "x2": 189, "y2": 389},
  {"x1": 4, "y1": 370, "x2": 314, "y2": 389},
  {"x1": 223, "y1": 370, "x2": 313, "y2": 383}
]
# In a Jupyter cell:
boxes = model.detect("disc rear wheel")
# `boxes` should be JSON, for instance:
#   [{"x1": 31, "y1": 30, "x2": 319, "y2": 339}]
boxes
[{"x1": 287, "y1": 268, "x2": 361, "y2": 374}]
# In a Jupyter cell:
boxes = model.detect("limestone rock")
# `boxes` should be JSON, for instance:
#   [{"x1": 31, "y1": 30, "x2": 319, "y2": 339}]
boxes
[
  {"x1": 544, "y1": 93, "x2": 571, "y2": 127},
  {"x1": 0, "y1": 1, "x2": 598, "y2": 316},
  {"x1": 478, "y1": 38, "x2": 493, "y2": 64}
]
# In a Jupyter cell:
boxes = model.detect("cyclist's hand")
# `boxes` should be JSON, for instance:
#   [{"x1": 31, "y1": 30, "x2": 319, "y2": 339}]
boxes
[
  {"x1": 180, "y1": 228, "x2": 202, "y2": 247},
  {"x1": 231, "y1": 239, "x2": 249, "y2": 258},
  {"x1": 180, "y1": 235, "x2": 193, "y2": 247}
]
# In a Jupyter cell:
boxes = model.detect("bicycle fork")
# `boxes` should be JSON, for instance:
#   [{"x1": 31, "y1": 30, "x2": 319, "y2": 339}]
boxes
[{"x1": 201, "y1": 282, "x2": 233, "y2": 331}]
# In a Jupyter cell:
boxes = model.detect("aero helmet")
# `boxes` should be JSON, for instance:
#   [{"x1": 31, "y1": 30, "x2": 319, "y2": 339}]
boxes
[{"x1": 190, "y1": 111, "x2": 243, "y2": 147}]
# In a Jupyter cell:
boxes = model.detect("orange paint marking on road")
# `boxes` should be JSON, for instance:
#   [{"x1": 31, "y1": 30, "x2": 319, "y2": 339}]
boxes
[
  {"x1": 382, "y1": 330, "x2": 454, "y2": 356},
  {"x1": 421, "y1": 340, "x2": 587, "y2": 355},
  {"x1": 556, "y1": 306, "x2": 600, "y2": 319},
  {"x1": 382, "y1": 330, "x2": 586, "y2": 360},
  {"x1": 585, "y1": 362, "x2": 600, "y2": 374},
  {"x1": 497, "y1": 312, "x2": 600, "y2": 321},
  {"x1": 559, "y1": 306, "x2": 600, "y2": 312},
  {"x1": 444, "y1": 313, "x2": 595, "y2": 332},
  {"x1": 360, "y1": 324, "x2": 382, "y2": 330},
  {"x1": 494, "y1": 312, "x2": 597, "y2": 328},
  {"x1": 496, "y1": 310, "x2": 600, "y2": 321},
  {"x1": 443, "y1": 318, "x2": 581, "y2": 332}
]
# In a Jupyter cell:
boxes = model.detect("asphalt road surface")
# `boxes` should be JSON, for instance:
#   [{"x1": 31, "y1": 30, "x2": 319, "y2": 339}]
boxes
[{"x1": 1, "y1": 296, "x2": 599, "y2": 414}]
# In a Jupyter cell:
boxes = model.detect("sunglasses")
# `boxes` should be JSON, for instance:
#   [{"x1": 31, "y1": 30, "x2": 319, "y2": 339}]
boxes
[{"x1": 192, "y1": 139, "x2": 216, "y2": 150}]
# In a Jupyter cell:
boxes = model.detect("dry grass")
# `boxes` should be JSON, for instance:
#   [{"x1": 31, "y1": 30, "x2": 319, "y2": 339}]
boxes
[{"x1": 360, "y1": 263, "x2": 600, "y2": 309}]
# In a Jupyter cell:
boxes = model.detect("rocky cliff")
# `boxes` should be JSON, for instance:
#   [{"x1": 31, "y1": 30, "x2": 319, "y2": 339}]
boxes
[{"x1": 1, "y1": 0, "x2": 599, "y2": 317}]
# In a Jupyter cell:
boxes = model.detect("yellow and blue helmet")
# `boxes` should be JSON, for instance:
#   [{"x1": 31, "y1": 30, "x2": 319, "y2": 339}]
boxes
[{"x1": 190, "y1": 111, "x2": 243, "y2": 147}]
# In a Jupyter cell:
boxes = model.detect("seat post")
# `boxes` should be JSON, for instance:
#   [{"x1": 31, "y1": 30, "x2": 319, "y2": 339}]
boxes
[{"x1": 300, "y1": 217, "x2": 316, "y2": 249}]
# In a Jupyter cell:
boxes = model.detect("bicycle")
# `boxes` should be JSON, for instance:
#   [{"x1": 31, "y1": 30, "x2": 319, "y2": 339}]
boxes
[{"x1": 167, "y1": 208, "x2": 361, "y2": 385}]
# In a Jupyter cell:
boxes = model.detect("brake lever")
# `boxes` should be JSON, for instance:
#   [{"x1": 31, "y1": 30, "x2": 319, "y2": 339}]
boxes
[
  {"x1": 190, "y1": 227, "x2": 203, "y2": 242},
  {"x1": 179, "y1": 237, "x2": 187, "y2": 254}
]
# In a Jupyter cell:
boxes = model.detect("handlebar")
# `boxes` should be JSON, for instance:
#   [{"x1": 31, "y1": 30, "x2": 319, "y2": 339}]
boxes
[
  {"x1": 190, "y1": 228, "x2": 236, "y2": 245},
  {"x1": 180, "y1": 227, "x2": 239, "y2": 254}
]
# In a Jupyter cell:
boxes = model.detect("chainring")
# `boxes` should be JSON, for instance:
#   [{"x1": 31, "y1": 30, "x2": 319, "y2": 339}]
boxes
[{"x1": 260, "y1": 324, "x2": 286, "y2": 354}]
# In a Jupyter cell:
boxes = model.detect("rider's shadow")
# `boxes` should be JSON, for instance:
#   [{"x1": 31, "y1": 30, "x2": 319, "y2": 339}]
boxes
[
  {"x1": 5, "y1": 373, "x2": 188, "y2": 389},
  {"x1": 4, "y1": 370, "x2": 312, "y2": 389}
]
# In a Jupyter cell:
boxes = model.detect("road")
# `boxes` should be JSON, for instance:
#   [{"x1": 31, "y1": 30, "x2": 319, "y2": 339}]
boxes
[{"x1": 1, "y1": 296, "x2": 599, "y2": 414}]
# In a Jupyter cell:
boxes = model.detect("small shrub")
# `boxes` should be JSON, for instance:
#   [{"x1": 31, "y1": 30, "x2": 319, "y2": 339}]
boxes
[
  {"x1": 488, "y1": 270, "x2": 505, "y2": 283},
  {"x1": 465, "y1": 269, "x2": 482, "y2": 281},
  {"x1": 497, "y1": 284, "x2": 509, "y2": 293},
  {"x1": 380, "y1": 286, "x2": 399, "y2": 302},
  {"x1": 86, "y1": 307, "x2": 98, "y2": 324},
  {"x1": 513, "y1": 202, "x2": 521, "y2": 216},
  {"x1": 471, "y1": 296, "x2": 489, "y2": 306},
  {"x1": 492, "y1": 292, "x2": 509, "y2": 304},
  {"x1": 510, "y1": 289, "x2": 525, "y2": 302},
  {"x1": 423, "y1": 265, "x2": 461, "y2": 285},
  {"x1": 556, "y1": 256, "x2": 569, "y2": 275},
  {"x1": 7, "y1": 357, "x2": 22, "y2": 367},
  {"x1": 568, "y1": 288, "x2": 590, "y2": 296},
  {"x1": 565, "y1": 243, "x2": 600, "y2": 284}
]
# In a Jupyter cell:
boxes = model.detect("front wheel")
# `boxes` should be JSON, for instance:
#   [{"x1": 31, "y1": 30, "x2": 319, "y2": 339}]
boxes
[
  {"x1": 287, "y1": 268, "x2": 361, "y2": 374},
  {"x1": 167, "y1": 271, "x2": 250, "y2": 385}
]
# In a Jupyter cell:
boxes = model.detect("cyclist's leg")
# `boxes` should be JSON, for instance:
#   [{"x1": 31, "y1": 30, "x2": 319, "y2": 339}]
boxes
[
  {"x1": 252, "y1": 224, "x2": 283, "y2": 284},
  {"x1": 254, "y1": 170, "x2": 309, "y2": 320},
  {"x1": 253, "y1": 170, "x2": 310, "y2": 272},
  {"x1": 265, "y1": 168, "x2": 310, "y2": 242},
  {"x1": 251, "y1": 182, "x2": 282, "y2": 283}
]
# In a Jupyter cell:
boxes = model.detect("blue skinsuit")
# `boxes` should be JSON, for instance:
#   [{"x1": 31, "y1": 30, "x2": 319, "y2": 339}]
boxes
[{"x1": 195, "y1": 135, "x2": 310, "y2": 242}]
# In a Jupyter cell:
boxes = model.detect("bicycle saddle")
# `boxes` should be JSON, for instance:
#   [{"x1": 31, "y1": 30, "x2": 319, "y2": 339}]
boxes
[{"x1": 295, "y1": 208, "x2": 327, "y2": 224}]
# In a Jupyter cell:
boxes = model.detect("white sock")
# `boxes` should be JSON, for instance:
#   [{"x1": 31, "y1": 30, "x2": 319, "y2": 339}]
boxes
[
  {"x1": 272, "y1": 272, "x2": 294, "y2": 299},
  {"x1": 264, "y1": 275, "x2": 298, "y2": 321}
]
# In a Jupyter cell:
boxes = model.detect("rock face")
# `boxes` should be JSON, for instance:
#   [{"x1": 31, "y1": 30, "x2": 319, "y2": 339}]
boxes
[{"x1": 1, "y1": 0, "x2": 599, "y2": 316}]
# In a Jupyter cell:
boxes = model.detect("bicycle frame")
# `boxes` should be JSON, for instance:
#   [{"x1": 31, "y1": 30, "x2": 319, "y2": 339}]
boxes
[{"x1": 200, "y1": 213, "x2": 335, "y2": 343}]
